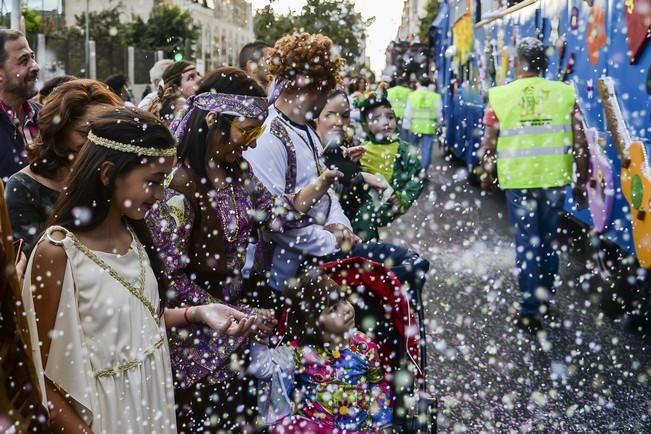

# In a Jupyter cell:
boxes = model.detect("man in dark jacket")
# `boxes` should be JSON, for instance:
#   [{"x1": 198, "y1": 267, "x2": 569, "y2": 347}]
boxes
[{"x1": 0, "y1": 30, "x2": 40, "y2": 180}]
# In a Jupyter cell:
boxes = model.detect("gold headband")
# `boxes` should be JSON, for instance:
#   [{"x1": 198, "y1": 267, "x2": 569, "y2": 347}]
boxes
[{"x1": 88, "y1": 131, "x2": 176, "y2": 157}]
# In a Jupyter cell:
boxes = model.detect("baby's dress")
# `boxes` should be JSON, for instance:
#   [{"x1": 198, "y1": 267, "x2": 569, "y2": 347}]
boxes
[
  {"x1": 22, "y1": 226, "x2": 176, "y2": 433},
  {"x1": 250, "y1": 331, "x2": 393, "y2": 434}
]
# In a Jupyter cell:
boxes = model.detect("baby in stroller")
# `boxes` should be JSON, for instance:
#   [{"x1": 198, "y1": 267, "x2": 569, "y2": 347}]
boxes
[
  {"x1": 248, "y1": 267, "x2": 394, "y2": 434},
  {"x1": 249, "y1": 259, "x2": 428, "y2": 434}
]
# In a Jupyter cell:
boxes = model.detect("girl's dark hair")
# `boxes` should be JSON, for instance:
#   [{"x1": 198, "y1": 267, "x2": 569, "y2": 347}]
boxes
[
  {"x1": 28, "y1": 79, "x2": 123, "y2": 178},
  {"x1": 149, "y1": 87, "x2": 184, "y2": 125},
  {"x1": 285, "y1": 267, "x2": 343, "y2": 346},
  {"x1": 159, "y1": 92, "x2": 184, "y2": 123},
  {"x1": 327, "y1": 89, "x2": 348, "y2": 101},
  {"x1": 176, "y1": 66, "x2": 266, "y2": 181},
  {"x1": 46, "y1": 106, "x2": 176, "y2": 306},
  {"x1": 104, "y1": 73, "x2": 128, "y2": 96},
  {"x1": 38, "y1": 75, "x2": 76, "y2": 100}
]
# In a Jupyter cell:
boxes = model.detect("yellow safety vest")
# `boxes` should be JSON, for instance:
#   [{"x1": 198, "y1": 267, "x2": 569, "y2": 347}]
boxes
[
  {"x1": 387, "y1": 85, "x2": 412, "y2": 119},
  {"x1": 407, "y1": 89, "x2": 441, "y2": 135},
  {"x1": 488, "y1": 77, "x2": 576, "y2": 189}
]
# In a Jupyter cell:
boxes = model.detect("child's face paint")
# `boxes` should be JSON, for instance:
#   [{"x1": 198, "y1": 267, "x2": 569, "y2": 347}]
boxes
[
  {"x1": 366, "y1": 106, "x2": 397, "y2": 141},
  {"x1": 113, "y1": 156, "x2": 176, "y2": 220},
  {"x1": 319, "y1": 298, "x2": 355, "y2": 337}
]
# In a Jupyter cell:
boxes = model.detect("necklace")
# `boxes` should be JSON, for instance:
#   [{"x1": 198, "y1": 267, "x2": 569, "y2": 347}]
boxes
[
  {"x1": 213, "y1": 184, "x2": 242, "y2": 243},
  {"x1": 67, "y1": 227, "x2": 158, "y2": 321}
]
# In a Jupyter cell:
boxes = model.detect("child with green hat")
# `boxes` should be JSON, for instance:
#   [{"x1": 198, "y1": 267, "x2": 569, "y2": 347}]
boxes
[{"x1": 351, "y1": 88, "x2": 425, "y2": 241}]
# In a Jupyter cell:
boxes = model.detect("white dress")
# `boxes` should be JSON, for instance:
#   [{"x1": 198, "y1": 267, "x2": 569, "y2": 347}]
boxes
[{"x1": 22, "y1": 226, "x2": 176, "y2": 434}]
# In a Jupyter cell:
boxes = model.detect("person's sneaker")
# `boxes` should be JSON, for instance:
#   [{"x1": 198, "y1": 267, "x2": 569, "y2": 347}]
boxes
[{"x1": 516, "y1": 314, "x2": 543, "y2": 334}]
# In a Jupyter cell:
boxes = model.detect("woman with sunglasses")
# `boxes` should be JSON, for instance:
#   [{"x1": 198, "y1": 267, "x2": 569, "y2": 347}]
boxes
[{"x1": 146, "y1": 67, "x2": 341, "y2": 432}]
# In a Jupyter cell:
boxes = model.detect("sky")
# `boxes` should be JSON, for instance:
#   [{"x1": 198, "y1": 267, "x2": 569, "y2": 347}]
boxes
[{"x1": 251, "y1": 0, "x2": 404, "y2": 77}]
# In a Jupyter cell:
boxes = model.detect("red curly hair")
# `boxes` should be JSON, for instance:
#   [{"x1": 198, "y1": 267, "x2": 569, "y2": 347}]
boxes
[
  {"x1": 266, "y1": 32, "x2": 345, "y2": 91},
  {"x1": 27, "y1": 79, "x2": 122, "y2": 178}
]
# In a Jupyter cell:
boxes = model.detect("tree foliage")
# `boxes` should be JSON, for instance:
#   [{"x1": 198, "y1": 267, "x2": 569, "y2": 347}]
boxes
[
  {"x1": 22, "y1": 8, "x2": 42, "y2": 36},
  {"x1": 254, "y1": 0, "x2": 372, "y2": 67},
  {"x1": 419, "y1": 0, "x2": 440, "y2": 44},
  {"x1": 131, "y1": 4, "x2": 199, "y2": 59},
  {"x1": 74, "y1": 4, "x2": 198, "y2": 59},
  {"x1": 75, "y1": 7, "x2": 130, "y2": 46},
  {"x1": 253, "y1": 4, "x2": 295, "y2": 47}
]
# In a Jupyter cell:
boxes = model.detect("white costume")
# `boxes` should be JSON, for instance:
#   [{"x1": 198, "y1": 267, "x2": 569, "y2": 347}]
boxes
[
  {"x1": 22, "y1": 226, "x2": 176, "y2": 433},
  {"x1": 244, "y1": 106, "x2": 351, "y2": 290}
]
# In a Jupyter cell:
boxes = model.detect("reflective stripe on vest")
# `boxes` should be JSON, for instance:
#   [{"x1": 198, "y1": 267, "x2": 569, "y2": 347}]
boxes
[
  {"x1": 500, "y1": 124, "x2": 572, "y2": 138},
  {"x1": 497, "y1": 145, "x2": 571, "y2": 159},
  {"x1": 407, "y1": 89, "x2": 441, "y2": 135},
  {"x1": 488, "y1": 77, "x2": 576, "y2": 189}
]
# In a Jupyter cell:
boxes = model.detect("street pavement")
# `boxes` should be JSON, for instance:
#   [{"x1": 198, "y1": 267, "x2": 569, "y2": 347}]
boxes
[{"x1": 379, "y1": 150, "x2": 651, "y2": 433}]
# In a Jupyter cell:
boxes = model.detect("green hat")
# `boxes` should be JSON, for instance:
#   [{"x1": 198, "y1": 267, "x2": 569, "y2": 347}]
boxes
[{"x1": 353, "y1": 86, "x2": 392, "y2": 122}]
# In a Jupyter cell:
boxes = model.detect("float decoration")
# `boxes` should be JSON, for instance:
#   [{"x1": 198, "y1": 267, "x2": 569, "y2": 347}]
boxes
[
  {"x1": 586, "y1": 1, "x2": 607, "y2": 66},
  {"x1": 619, "y1": 141, "x2": 651, "y2": 267},
  {"x1": 586, "y1": 129, "x2": 615, "y2": 233},
  {"x1": 624, "y1": 0, "x2": 651, "y2": 63},
  {"x1": 599, "y1": 77, "x2": 651, "y2": 267}
]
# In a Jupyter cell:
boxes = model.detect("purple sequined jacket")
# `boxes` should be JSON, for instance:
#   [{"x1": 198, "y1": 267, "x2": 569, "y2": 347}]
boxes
[{"x1": 147, "y1": 164, "x2": 312, "y2": 388}]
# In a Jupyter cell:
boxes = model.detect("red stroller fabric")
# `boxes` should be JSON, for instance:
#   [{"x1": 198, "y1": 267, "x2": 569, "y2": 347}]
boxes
[{"x1": 319, "y1": 257, "x2": 422, "y2": 375}]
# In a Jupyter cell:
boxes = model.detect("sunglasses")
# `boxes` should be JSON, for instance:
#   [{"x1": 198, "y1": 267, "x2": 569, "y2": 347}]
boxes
[{"x1": 232, "y1": 122, "x2": 265, "y2": 144}]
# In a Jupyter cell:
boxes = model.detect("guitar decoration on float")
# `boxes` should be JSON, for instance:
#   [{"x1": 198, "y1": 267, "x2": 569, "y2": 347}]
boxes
[
  {"x1": 598, "y1": 77, "x2": 651, "y2": 267},
  {"x1": 585, "y1": 128, "x2": 614, "y2": 233}
]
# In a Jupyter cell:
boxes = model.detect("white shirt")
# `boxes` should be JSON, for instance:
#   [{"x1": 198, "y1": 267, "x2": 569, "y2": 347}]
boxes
[
  {"x1": 138, "y1": 90, "x2": 157, "y2": 110},
  {"x1": 244, "y1": 106, "x2": 351, "y2": 289}
]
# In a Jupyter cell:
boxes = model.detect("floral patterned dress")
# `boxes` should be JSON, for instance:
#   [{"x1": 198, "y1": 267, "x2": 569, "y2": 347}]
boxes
[{"x1": 266, "y1": 331, "x2": 393, "y2": 433}]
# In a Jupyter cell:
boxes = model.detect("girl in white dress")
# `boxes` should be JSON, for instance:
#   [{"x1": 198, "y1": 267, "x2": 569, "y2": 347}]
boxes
[{"x1": 21, "y1": 106, "x2": 257, "y2": 433}]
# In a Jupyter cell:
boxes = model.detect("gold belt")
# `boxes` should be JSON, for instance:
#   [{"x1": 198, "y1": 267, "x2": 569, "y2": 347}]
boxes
[{"x1": 94, "y1": 335, "x2": 165, "y2": 378}]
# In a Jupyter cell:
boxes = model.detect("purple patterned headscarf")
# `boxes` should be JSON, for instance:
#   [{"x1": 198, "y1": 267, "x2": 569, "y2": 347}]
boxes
[
  {"x1": 267, "y1": 78, "x2": 289, "y2": 105},
  {"x1": 170, "y1": 92, "x2": 268, "y2": 140}
]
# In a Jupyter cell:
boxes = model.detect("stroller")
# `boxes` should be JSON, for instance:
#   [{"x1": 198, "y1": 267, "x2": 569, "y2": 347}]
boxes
[{"x1": 252, "y1": 257, "x2": 436, "y2": 433}]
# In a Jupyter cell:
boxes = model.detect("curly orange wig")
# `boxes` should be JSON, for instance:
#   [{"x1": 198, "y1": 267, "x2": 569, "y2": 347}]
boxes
[{"x1": 266, "y1": 32, "x2": 345, "y2": 91}]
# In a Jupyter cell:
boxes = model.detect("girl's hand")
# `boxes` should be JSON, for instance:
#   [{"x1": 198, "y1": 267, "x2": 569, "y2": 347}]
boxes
[
  {"x1": 319, "y1": 169, "x2": 344, "y2": 186},
  {"x1": 252, "y1": 308, "x2": 278, "y2": 339},
  {"x1": 361, "y1": 172, "x2": 389, "y2": 192},
  {"x1": 191, "y1": 304, "x2": 256, "y2": 337},
  {"x1": 324, "y1": 223, "x2": 361, "y2": 250},
  {"x1": 343, "y1": 145, "x2": 366, "y2": 162}
]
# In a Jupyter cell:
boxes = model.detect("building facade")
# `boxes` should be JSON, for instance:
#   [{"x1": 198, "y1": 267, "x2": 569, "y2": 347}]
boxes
[
  {"x1": 397, "y1": 0, "x2": 428, "y2": 42},
  {"x1": 62, "y1": 0, "x2": 254, "y2": 71}
]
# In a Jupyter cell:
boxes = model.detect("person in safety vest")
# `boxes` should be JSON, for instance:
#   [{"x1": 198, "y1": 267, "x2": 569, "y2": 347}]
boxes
[
  {"x1": 387, "y1": 75, "x2": 413, "y2": 140},
  {"x1": 478, "y1": 37, "x2": 588, "y2": 333},
  {"x1": 403, "y1": 76, "x2": 442, "y2": 174}
]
